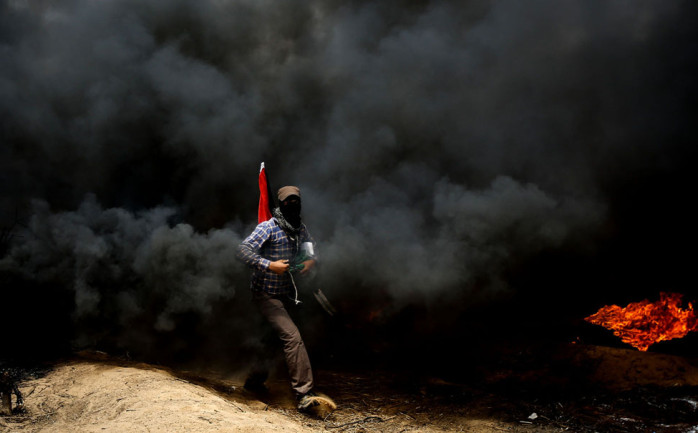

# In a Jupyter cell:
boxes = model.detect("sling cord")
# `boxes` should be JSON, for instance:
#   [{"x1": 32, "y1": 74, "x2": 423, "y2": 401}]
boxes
[{"x1": 287, "y1": 271, "x2": 302, "y2": 305}]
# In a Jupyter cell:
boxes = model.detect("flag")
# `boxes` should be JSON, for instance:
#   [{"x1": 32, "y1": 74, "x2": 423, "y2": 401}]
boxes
[{"x1": 258, "y1": 162, "x2": 274, "y2": 223}]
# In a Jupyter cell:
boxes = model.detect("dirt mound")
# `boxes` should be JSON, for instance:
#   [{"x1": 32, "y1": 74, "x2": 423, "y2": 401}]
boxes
[
  {"x1": 2, "y1": 362, "x2": 311, "y2": 433},
  {"x1": 575, "y1": 345, "x2": 698, "y2": 390},
  {"x1": 0, "y1": 359, "x2": 539, "y2": 433},
  {"x1": 3, "y1": 345, "x2": 697, "y2": 432}
]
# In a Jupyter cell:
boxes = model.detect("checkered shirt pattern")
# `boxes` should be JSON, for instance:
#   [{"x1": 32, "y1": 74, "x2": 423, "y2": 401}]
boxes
[{"x1": 238, "y1": 218, "x2": 314, "y2": 295}]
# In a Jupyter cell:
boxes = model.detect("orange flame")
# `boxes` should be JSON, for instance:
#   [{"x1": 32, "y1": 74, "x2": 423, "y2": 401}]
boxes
[{"x1": 585, "y1": 292, "x2": 698, "y2": 351}]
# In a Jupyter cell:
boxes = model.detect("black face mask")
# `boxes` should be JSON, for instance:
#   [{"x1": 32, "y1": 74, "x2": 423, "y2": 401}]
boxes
[{"x1": 280, "y1": 199, "x2": 301, "y2": 228}]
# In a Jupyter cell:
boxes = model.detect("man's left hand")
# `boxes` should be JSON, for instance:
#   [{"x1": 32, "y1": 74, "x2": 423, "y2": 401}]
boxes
[{"x1": 300, "y1": 259, "x2": 316, "y2": 275}]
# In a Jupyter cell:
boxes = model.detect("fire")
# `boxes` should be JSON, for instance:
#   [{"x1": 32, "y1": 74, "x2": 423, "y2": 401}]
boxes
[{"x1": 585, "y1": 292, "x2": 698, "y2": 351}]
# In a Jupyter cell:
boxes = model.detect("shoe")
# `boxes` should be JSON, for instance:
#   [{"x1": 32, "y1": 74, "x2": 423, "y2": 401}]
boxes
[
  {"x1": 296, "y1": 390, "x2": 319, "y2": 412},
  {"x1": 296, "y1": 390, "x2": 337, "y2": 417}
]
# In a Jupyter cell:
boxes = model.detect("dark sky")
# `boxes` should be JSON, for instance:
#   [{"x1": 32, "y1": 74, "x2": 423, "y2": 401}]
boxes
[{"x1": 1, "y1": 0, "x2": 696, "y2": 363}]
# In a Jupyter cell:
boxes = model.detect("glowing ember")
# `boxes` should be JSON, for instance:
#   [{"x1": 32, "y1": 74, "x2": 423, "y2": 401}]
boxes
[{"x1": 585, "y1": 292, "x2": 698, "y2": 351}]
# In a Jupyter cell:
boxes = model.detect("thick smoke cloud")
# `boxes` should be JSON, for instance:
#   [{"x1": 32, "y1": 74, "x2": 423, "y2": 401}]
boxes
[
  {"x1": 0, "y1": 195, "x2": 248, "y2": 357},
  {"x1": 1, "y1": 0, "x2": 696, "y2": 359}
]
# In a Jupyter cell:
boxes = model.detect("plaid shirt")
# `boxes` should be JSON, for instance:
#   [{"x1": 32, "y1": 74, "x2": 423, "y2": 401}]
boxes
[{"x1": 238, "y1": 218, "x2": 314, "y2": 295}]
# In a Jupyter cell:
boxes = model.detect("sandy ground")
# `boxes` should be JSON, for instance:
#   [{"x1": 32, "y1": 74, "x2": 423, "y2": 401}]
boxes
[
  {"x1": 2, "y1": 344, "x2": 698, "y2": 432},
  {"x1": 0, "y1": 360, "x2": 554, "y2": 433},
  {"x1": 1, "y1": 360, "x2": 539, "y2": 433},
  {"x1": 2, "y1": 362, "x2": 310, "y2": 433}
]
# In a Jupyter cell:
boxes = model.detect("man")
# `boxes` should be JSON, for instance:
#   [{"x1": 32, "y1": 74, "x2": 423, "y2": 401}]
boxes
[{"x1": 238, "y1": 186, "x2": 318, "y2": 411}]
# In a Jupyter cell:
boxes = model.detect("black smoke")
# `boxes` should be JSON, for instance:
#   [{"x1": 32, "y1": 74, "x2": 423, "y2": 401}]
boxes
[{"x1": 1, "y1": 0, "x2": 696, "y2": 367}]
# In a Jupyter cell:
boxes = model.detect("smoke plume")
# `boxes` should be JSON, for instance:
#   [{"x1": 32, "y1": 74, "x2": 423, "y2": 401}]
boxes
[{"x1": 1, "y1": 0, "x2": 696, "y2": 362}]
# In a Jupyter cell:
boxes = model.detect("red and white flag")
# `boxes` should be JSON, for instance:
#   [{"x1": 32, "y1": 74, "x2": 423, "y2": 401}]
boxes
[{"x1": 258, "y1": 162, "x2": 274, "y2": 223}]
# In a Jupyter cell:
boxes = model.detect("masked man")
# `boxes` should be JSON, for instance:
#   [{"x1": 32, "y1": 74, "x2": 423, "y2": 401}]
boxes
[{"x1": 238, "y1": 186, "x2": 318, "y2": 411}]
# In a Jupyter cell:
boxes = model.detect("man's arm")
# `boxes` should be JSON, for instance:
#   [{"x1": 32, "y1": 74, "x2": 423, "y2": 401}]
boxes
[
  {"x1": 238, "y1": 222, "x2": 273, "y2": 271},
  {"x1": 238, "y1": 222, "x2": 290, "y2": 275}
]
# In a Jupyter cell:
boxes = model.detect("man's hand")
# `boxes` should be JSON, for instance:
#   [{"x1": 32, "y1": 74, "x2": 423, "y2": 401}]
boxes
[
  {"x1": 269, "y1": 259, "x2": 290, "y2": 275},
  {"x1": 300, "y1": 259, "x2": 316, "y2": 275}
]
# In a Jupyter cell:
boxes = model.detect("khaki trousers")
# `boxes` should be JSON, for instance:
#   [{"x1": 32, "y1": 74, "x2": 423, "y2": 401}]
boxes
[{"x1": 254, "y1": 292, "x2": 314, "y2": 395}]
